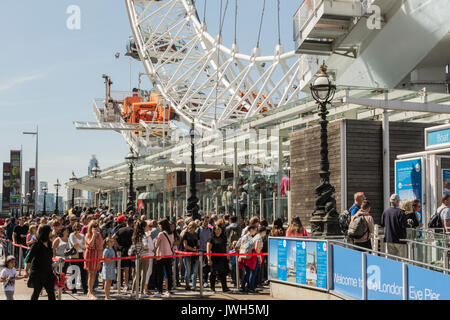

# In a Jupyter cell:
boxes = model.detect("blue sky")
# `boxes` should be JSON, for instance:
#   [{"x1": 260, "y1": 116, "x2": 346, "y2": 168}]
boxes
[{"x1": 0, "y1": 0, "x2": 301, "y2": 199}]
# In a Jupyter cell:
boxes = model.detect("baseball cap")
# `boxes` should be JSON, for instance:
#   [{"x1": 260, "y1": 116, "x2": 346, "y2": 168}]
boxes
[
  {"x1": 390, "y1": 194, "x2": 400, "y2": 203},
  {"x1": 117, "y1": 215, "x2": 127, "y2": 223},
  {"x1": 6, "y1": 255, "x2": 15, "y2": 263}
]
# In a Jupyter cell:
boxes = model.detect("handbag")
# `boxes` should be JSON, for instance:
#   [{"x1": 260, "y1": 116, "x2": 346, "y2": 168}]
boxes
[{"x1": 64, "y1": 246, "x2": 77, "y2": 257}]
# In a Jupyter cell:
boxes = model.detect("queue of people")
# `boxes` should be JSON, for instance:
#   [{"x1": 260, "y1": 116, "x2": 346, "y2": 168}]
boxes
[{"x1": 0, "y1": 206, "x2": 310, "y2": 300}]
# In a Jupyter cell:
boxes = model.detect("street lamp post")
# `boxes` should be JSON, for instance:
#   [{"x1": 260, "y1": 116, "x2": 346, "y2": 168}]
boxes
[
  {"x1": 54, "y1": 179, "x2": 61, "y2": 215},
  {"x1": 309, "y1": 62, "x2": 341, "y2": 237},
  {"x1": 42, "y1": 186, "x2": 48, "y2": 216},
  {"x1": 23, "y1": 127, "x2": 38, "y2": 214},
  {"x1": 125, "y1": 148, "x2": 138, "y2": 214},
  {"x1": 187, "y1": 122, "x2": 200, "y2": 220},
  {"x1": 26, "y1": 192, "x2": 31, "y2": 216},
  {"x1": 69, "y1": 171, "x2": 78, "y2": 209},
  {"x1": 91, "y1": 162, "x2": 101, "y2": 208}
]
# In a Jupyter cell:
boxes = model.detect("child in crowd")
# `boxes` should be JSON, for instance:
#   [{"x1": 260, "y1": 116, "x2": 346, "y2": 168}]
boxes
[
  {"x1": 101, "y1": 237, "x2": 116, "y2": 300},
  {"x1": 0, "y1": 256, "x2": 27, "y2": 300}
]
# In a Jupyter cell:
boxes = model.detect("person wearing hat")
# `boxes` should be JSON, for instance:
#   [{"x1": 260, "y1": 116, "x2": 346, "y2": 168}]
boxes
[
  {"x1": 1, "y1": 255, "x2": 28, "y2": 300},
  {"x1": 381, "y1": 194, "x2": 408, "y2": 259}
]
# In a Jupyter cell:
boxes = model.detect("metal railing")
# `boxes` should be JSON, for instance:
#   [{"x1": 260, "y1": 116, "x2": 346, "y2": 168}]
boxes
[
  {"x1": 330, "y1": 239, "x2": 450, "y2": 274},
  {"x1": 401, "y1": 238, "x2": 449, "y2": 274}
]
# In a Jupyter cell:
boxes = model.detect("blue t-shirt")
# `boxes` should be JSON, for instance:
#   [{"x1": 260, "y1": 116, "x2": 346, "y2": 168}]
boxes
[{"x1": 349, "y1": 204, "x2": 360, "y2": 217}]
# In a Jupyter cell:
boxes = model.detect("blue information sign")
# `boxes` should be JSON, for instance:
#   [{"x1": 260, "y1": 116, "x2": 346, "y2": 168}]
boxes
[
  {"x1": 408, "y1": 265, "x2": 450, "y2": 300},
  {"x1": 332, "y1": 245, "x2": 363, "y2": 299},
  {"x1": 366, "y1": 254, "x2": 403, "y2": 300},
  {"x1": 269, "y1": 238, "x2": 327, "y2": 290},
  {"x1": 443, "y1": 169, "x2": 450, "y2": 196},
  {"x1": 395, "y1": 158, "x2": 423, "y2": 223},
  {"x1": 427, "y1": 127, "x2": 450, "y2": 148},
  {"x1": 277, "y1": 239, "x2": 287, "y2": 281}
]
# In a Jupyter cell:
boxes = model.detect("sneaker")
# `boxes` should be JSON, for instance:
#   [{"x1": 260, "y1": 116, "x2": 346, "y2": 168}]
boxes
[
  {"x1": 152, "y1": 292, "x2": 162, "y2": 298},
  {"x1": 163, "y1": 292, "x2": 171, "y2": 298},
  {"x1": 203, "y1": 282, "x2": 209, "y2": 288},
  {"x1": 140, "y1": 293, "x2": 149, "y2": 298},
  {"x1": 185, "y1": 286, "x2": 191, "y2": 291}
]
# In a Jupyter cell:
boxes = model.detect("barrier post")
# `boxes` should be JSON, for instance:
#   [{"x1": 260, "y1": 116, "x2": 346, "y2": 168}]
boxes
[
  {"x1": 172, "y1": 256, "x2": 176, "y2": 289},
  {"x1": 58, "y1": 258, "x2": 63, "y2": 300},
  {"x1": 444, "y1": 249, "x2": 449, "y2": 275},
  {"x1": 18, "y1": 247, "x2": 23, "y2": 275},
  {"x1": 235, "y1": 255, "x2": 240, "y2": 291},
  {"x1": 361, "y1": 253, "x2": 367, "y2": 300},
  {"x1": 135, "y1": 253, "x2": 140, "y2": 300},
  {"x1": 117, "y1": 252, "x2": 122, "y2": 295},
  {"x1": 199, "y1": 252, "x2": 203, "y2": 297},
  {"x1": 407, "y1": 242, "x2": 412, "y2": 260}
]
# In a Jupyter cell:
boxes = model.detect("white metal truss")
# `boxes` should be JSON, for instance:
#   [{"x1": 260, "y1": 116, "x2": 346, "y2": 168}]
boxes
[{"x1": 125, "y1": 0, "x2": 319, "y2": 131}]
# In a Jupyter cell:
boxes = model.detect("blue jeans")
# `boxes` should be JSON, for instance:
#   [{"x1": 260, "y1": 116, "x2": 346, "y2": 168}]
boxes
[
  {"x1": 250, "y1": 263, "x2": 261, "y2": 290},
  {"x1": 184, "y1": 256, "x2": 199, "y2": 289},
  {"x1": 241, "y1": 265, "x2": 252, "y2": 290}
]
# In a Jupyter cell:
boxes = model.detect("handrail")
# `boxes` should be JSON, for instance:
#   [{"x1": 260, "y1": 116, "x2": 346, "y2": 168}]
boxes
[
  {"x1": 329, "y1": 239, "x2": 450, "y2": 273},
  {"x1": 400, "y1": 238, "x2": 449, "y2": 251}
]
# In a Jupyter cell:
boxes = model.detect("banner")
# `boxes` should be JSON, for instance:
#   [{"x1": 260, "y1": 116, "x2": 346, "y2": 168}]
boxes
[
  {"x1": 408, "y1": 264, "x2": 450, "y2": 300},
  {"x1": 269, "y1": 237, "x2": 327, "y2": 290},
  {"x1": 366, "y1": 254, "x2": 403, "y2": 300},
  {"x1": 9, "y1": 151, "x2": 21, "y2": 208},
  {"x1": 442, "y1": 169, "x2": 450, "y2": 196},
  {"x1": 332, "y1": 245, "x2": 363, "y2": 299},
  {"x1": 395, "y1": 158, "x2": 423, "y2": 223},
  {"x1": 2, "y1": 163, "x2": 10, "y2": 212}
]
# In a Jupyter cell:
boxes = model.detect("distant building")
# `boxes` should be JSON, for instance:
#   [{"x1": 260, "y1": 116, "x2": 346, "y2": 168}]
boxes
[{"x1": 87, "y1": 155, "x2": 98, "y2": 201}]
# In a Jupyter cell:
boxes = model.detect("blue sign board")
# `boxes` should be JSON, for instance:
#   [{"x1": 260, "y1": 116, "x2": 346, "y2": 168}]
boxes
[
  {"x1": 366, "y1": 254, "x2": 403, "y2": 300},
  {"x1": 395, "y1": 158, "x2": 423, "y2": 223},
  {"x1": 332, "y1": 245, "x2": 363, "y2": 299},
  {"x1": 269, "y1": 238, "x2": 327, "y2": 290},
  {"x1": 443, "y1": 169, "x2": 450, "y2": 196},
  {"x1": 426, "y1": 127, "x2": 450, "y2": 148},
  {"x1": 408, "y1": 264, "x2": 450, "y2": 300},
  {"x1": 277, "y1": 239, "x2": 287, "y2": 281}
]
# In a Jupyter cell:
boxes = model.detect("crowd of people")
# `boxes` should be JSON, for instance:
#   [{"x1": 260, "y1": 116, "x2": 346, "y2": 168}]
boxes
[{"x1": 0, "y1": 206, "x2": 307, "y2": 300}]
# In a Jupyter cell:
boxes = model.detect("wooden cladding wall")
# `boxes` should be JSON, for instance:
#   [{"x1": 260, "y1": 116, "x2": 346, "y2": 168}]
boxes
[{"x1": 290, "y1": 120, "x2": 342, "y2": 227}]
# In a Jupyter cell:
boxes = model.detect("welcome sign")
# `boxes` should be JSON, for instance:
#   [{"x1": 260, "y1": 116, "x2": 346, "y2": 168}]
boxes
[{"x1": 426, "y1": 124, "x2": 450, "y2": 150}]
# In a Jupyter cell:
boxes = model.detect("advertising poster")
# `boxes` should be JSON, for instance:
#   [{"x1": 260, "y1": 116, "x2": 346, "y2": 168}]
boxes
[
  {"x1": 395, "y1": 158, "x2": 423, "y2": 223},
  {"x1": 286, "y1": 240, "x2": 296, "y2": 283},
  {"x1": 442, "y1": 169, "x2": 450, "y2": 196},
  {"x1": 295, "y1": 241, "x2": 306, "y2": 285},
  {"x1": 408, "y1": 264, "x2": 450, "y2": 300},
  {"x1": 9, "y1": 150, "x2": 21, "y2": 208},
  {"x1": 332, "y1": 245, "x2": 363, "y2": 299},
  {"x1": 277, "y1": 239, "x2": 287, "y2": 281},
  {"x1": 316, "y1": 242, "x2": 327, "y2": 289},
  {"x1": 2, "y1": 163, "x2": 10, "y2": 212},
  {"x1": 306, "y1": 241, "x2": 317, "y2": 286},
  {"x1": 268, "y1": 238, "x2": 278, "y2": 279}
]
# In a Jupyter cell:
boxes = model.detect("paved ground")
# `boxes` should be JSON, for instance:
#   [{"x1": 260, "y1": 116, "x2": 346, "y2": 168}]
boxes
[{"x1": 1, "y1": 276, "x2": 273, "y2": 300}]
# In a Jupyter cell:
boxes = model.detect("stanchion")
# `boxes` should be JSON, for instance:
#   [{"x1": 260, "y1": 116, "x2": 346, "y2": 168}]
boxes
[
  {"x1": 117, "y1": 252, "x2": 122, "y2": 295},
  {"x1": 199, "y1": 252, "x2": 203, "y2": 297},
  {"x1": 18, "y1": 247, "x2": 23, "y2": 275},
  {"x1": 135, "y1": 253, "x2": 140, "y2": 300},
  {"x1": 235, "y1": 257, "x2": 240, "y2": 291},
  {"x1": 172, "y1": 257, "x2": 176, "y2": 289},
  {"x1": 58, "y1": 258, "x2": 63, "y2": 300}
]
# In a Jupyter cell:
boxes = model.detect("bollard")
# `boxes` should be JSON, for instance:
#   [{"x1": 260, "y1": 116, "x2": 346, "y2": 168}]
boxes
[
  {"x1": 407, "y1": 242, "x2": 412, "y2": 260},
  {"x1": 18, "y1": 247, "x2": 23, "y2": 275},
  {"x1": 58, "y1": 258, "x2": 63, "y2": 300},
  {"x1": 117, "y1": 252, "x2": 122, "y2": 295},
  {"x1": 135, "y1": 253, "x2": 140, "y2": 300},
  {"x1": 199, "y1": 252, "x2": 203, "y2": 297},
  {"x1": 235, "y1": 255, "x2": 240, "y2": 291}
]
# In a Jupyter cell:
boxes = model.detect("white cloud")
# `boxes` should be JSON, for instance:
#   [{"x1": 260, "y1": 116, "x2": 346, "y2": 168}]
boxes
[{"x1": 0, "y1": 72, "x2": 44, "y2": 91}]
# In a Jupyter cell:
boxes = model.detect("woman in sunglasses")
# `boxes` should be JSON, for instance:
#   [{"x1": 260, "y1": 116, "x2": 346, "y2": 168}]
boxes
[{"x1": 84, "y1": 221, "x2": 103, "y2": 299}]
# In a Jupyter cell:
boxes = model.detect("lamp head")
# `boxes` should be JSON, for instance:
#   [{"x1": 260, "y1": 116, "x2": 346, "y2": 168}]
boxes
[{"x1": 310, "y1": 61, "x2": 336, "y2": 103}]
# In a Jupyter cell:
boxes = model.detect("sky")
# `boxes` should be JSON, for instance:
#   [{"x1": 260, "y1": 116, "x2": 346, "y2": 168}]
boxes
[{"x1": 0, "y1": 0, "x2": 301, "y2": 199}]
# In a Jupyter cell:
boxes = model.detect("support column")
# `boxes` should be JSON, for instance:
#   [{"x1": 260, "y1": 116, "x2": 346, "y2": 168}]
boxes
[
  {"x1": 233, "y1": 141, "x2": 239, "y2": 218},
  {"x1": 382, "y1": 104, "x2": 390, "y2": 209},
  {"x1": 186, "y1": 164, "x2": 190, "y2": 215},
  {"x1": 276, "y1": 130, "x2": 283, "y2": 221}
]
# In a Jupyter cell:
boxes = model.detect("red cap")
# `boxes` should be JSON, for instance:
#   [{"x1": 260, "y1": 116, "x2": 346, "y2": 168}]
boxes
[{"x1": 117, "y1": 215, "x2": 126, "y2": 223}]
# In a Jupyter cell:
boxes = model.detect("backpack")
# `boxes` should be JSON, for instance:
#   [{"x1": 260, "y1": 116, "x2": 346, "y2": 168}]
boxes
[
  {"x1": 428, "y1": 207, "x2": 445, "y2": 228},
  {"x1": 347, "y1": 215, "x2": 369, "y2": 240},
  {"x1": 228, "y1": 227, "x2": 240, "y2": 246},
  {"x1": 338, "y1": 206, "x2": 354, "y2": 235}
]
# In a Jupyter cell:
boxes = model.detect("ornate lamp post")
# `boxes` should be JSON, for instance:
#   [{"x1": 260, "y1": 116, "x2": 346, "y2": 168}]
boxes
[
  {"x1": 26, "y1": 192, "x2": 31, "y2": 216},
  {"x1": 125, "y1": 148, "x2": 138, "y2": 214},
  {"x1": 186, "y1": 122, "x2": 200, "y2": 220},
  {"x1": 42, "y1": 186, "x2": 48, "y2": 216},
  {"x1": 69, "y1": 171, "x2": 78, "y2": 209},
  {"x1": 91, "y1": 162, "x2": 101, "y2": 207},
  {"x1": 309, "y1": 62, "x2": 341, "y2": 237},
  {"x1": 54, "y1": 179, "x2": 61, "y2": 215}
]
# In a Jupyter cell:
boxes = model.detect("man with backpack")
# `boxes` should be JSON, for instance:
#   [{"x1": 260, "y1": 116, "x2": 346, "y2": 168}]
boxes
[
  {"x1": 381, "y1": 194, "x2": 408, "y2": 258},
  {"x1": 198, "y1": 216, "x2": 212, "y2": 288},
  {"x1": 348, "y1": 200, "x2": 374, "y2": 250},
  {"x1": 226, "y1": 216, "x2": 242, "y2": 244},
  {"x1": 429, "y1": 194, "x2": 450, "y2": 232}
]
